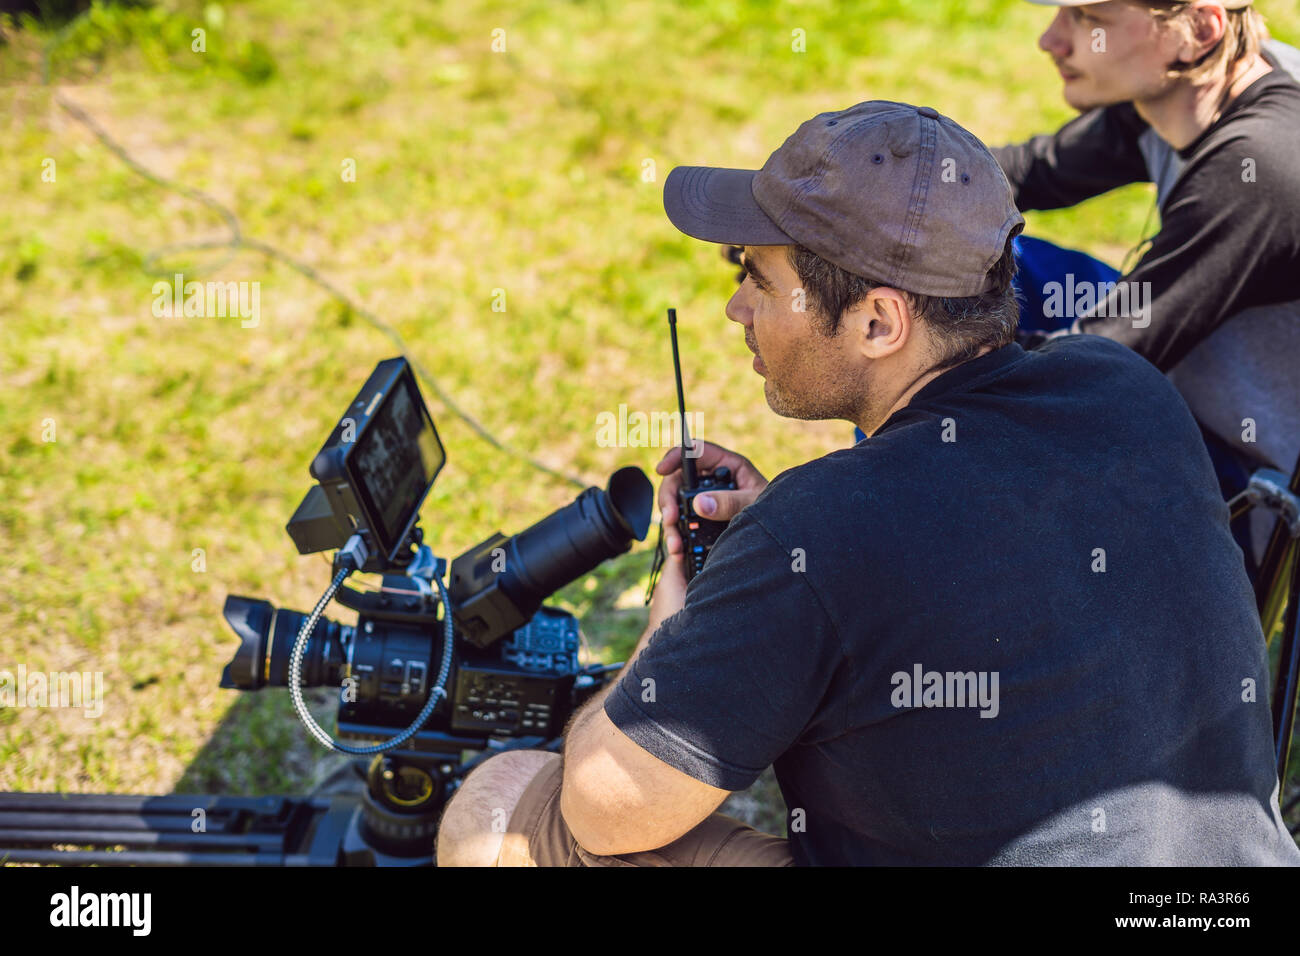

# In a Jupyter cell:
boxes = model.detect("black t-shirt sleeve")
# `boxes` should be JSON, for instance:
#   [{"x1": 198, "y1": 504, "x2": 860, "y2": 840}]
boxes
[
  {"x1": 603, "y1": 510, "x2": 842, "y2": 792},
  {"x1": 990, "y1": 104, "x2": 1151, "y2": 211},
  {"x1": 1074, "y1": 120, "x2": 1300, "y2": 371}
]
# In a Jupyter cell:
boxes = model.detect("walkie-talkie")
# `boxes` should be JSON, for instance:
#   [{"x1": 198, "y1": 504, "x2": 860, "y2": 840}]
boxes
[{"x1": 646, "y1": 309, "x2": 738, "y2": 602}]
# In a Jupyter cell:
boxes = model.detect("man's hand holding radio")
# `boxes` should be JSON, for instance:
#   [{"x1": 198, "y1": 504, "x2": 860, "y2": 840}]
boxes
[
  {"x1": 643, "y1": 440, "x2": 767, "y2": 634},
  {"x1": 655, "y1": 440, "x2": 768, "y2": 557}
]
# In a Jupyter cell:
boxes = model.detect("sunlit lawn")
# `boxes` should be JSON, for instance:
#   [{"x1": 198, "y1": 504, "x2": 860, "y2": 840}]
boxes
[{"x1": 2, "y1": 0, "x2": 1297, "y2": 834}]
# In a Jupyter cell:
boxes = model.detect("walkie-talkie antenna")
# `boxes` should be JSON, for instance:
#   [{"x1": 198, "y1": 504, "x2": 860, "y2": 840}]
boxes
[{"x1": 667, "y1": 308, "x2": 698, "y2": 489}]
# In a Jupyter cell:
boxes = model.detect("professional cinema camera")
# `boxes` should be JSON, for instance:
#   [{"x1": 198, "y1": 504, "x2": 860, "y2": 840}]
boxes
[
  {"x1": 0, "y1": 357, "x2": 654, "y2": 866},
  {"x1": 207, "y1": 357, "x2": 654, "y2": 861},
  {"x1": 1, "y1": 328, "x2": 758, "y2": 866},
  {"x1": 156, "y1": 356, "x2": 651, "y2": 864}
]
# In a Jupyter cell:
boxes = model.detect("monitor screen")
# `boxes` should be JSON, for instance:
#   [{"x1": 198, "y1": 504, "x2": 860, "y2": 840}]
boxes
[{"x1": 350, "y1": 373, "x2": 444, "y2": 555}]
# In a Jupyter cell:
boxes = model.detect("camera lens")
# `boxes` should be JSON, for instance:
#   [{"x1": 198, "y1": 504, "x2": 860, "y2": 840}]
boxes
[
  {"x1": 449, "y1": 466, "x2": 653, "y2": 646},
  {"x1": 220, "y1": 596, "x2": 348, "y2": 690},
  {"x1": 504, "y1": 466, "x2": 653, "y2": 601}
]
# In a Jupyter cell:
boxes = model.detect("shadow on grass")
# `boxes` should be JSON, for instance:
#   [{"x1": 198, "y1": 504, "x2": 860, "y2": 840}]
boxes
[{"x1": 172, "y1": 686, "x2": 352, "y2": 797}]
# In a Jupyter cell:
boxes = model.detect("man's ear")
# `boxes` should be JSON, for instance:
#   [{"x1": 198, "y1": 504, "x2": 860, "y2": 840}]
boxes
[
  {"x1": 1182, "y1": 3, "x2": 1226, "y2": 62},
  {"x1": 852, "y1": 288, "x2": 912, "y2": 360}
]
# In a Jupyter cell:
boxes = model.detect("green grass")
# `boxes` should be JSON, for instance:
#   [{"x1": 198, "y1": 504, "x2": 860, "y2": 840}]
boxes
[{"x1": 1, "y1": 0, "x2": 1298, "y2": 835}]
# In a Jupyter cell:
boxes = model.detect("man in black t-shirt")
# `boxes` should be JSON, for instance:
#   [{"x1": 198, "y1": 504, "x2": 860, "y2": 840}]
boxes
[
  {"x1": 436, "y1": 100, "x2": 1300, "y2": 866},
  {"x1": 991, "y1": 1, "x2": 1300, "y2": 505},
  {"x1": 994, "y1": 0, "x2": 1299, "y2": 365}
]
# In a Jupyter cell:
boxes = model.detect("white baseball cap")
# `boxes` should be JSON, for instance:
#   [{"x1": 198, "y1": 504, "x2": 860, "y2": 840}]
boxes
[{"x1": 1026, "y1": 0, "x2": 1252, "y2": 8}]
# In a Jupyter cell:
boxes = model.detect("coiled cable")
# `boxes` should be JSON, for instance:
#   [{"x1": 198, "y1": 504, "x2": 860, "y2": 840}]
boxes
[{"x1": 287, "y1": 568, "x2": 454, "y2": 754}]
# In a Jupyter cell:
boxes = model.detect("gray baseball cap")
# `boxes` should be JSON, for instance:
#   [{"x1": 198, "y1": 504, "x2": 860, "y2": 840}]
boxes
[{"x1": 663, "y1": 100, "x2": 1024, "y2": 297}]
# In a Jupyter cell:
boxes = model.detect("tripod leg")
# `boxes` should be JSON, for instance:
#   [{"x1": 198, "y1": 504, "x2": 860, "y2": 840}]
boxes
[{"x1": 1270, "y1": 538, "x2": 1300, "y2": 784}]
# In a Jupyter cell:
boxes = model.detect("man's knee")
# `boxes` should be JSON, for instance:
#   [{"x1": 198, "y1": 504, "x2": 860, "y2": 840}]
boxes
[{"x1": 436, "y1": 749, "x2": 559, "y2": 866}]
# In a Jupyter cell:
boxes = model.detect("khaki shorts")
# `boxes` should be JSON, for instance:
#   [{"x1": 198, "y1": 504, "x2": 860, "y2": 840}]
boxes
[{"x1": 495, "y1": 753, "x2": 794, "y2": 867}]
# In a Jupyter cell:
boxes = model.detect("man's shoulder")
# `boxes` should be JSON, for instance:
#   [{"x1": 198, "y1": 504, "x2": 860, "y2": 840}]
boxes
[
  {"x1": 936, "y1": 335, "x2": 1173, "y2": 417},
  {"x1": 1018, "y1": 335, "x2": 1201, "y2": 430},
  {"x1": 746, "y1": 336, "x2": 1184, "y2": 510},
  {"x1": 1038, "y1": 331, "x2": 1158, "y2": 372},
  {"x1": 740, "y1": 433, "x2": 928, "y2": 549},
  {"x1": 1022, "y1": 333, "x2": 1172, "y2": 390},
  {"x1": 1222, "y1": 68, "x2": 1300, "y2": 136},
  {"x1": 743, "y1": 448, "x2": 874, "y2": 528},
  {"x1": 1186, "y1": 66, "x2": 1300, "y2": 168}
]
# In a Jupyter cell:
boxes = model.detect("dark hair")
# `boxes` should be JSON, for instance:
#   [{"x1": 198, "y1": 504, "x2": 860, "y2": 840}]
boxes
[{"x1": 784, "y1": 230, "x2": 1022, "y2": 371}]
